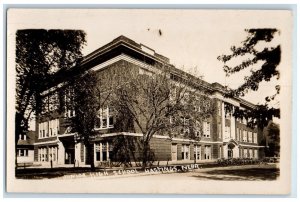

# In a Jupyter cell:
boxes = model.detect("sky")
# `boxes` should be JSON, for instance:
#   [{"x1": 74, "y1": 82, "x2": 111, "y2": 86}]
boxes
[{"x1": 7, "y1": 9, "x2": 292, "y2": 106}]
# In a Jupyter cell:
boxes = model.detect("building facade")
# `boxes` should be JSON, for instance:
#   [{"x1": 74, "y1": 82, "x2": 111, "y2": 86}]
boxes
[{"x1": 33, "y1": 36, "x2": 265, "y2": 167}]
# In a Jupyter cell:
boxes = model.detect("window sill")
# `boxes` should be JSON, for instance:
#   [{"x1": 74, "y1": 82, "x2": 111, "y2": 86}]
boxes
[
  {"x1": 38, "y1": 135, "x2": 58, "y2": 140},
  {"x1": 95, "y1": 127, "x2": 114, "y2": 131}
]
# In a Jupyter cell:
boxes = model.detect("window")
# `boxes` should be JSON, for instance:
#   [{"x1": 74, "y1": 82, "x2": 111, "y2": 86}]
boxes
[
  {"x1": 204, "y1": 145, "x2": 211, "y2": 160},
  {"x1": 102, "y1": 143, "x2": 108, "y2": 161},
  {"x1": 39, "y1": 119, "x2": 59, "y2": 138},
  {"x1": 48, "y1": 146, "x2": 57, "y2": 161},
  {"x1": 95, "y1": 143, "x2": 101, "y2": 161},
  {"x1": 38, "y1": 147, "x2": 47, "y2": 162},
  {"x1": 249, "y1": 149, "x2": 253, "y2": 158},
  {"x1": 49, "y1": 92, "x2": 59, "y2": 112},
  {"x1": 195, "y1": 121, "x2": 201, "y2": 137},
  {"x1": 243, "y1": 130, "x2": 247, "y2": 142},
  {"x1": 95, "y1": 107, "x2": 114, "y2": 129},
  {"x1": 49, "y1": 120, "x2": 55, "y2": 136},
  {"x1": 39, "y1": 122, "x2": 48, "y2": 138},
  {"x1": 194, "y1": 97, "x2": 201, "y2": 112},
  {"x1": 64, "y1": 88, "x2": 75, "y2": 118},
  {"x1": 81, "y1": 144, "x2": 85, "y2": 162},
  {"x1": 203, "y1": 121, "x2": 211, "y2": 138},
  {"x1": 194, "y1": 145, "x2": 201, "y2": 160},
  {"x1": 183, "y1": 118, "x2": 190, "y2": 135},
  {"x1": 108, "y1": 116, "x2": 114, "y2": 127},
  {"x1": 253, "y1": 133, "x2": 258, "y2": 143},
  {"x1": 180, "y1": 117, "x2": 189, "y2": 136},
  {"x1": 236, "y1": 128, "x2": 239, "y2": 141},
  {"x1": 39, "y1": 123, "x2": 42, "y2": 138},
  {"x1": 95, "y1": 142, "x2": 111, "y2": 161},
  {"x1": 254, "y1": 149, "x2": 258, "y2": 158},
  {"x1": 224, "y1": 126, "x2": 230, "y2": 139},
  {"x1": 248, "y1": 132, "x2": 253, "y2": 143},
  {"x1": 243, "y1": 148, "x2": 248, "y2": 158},
  {"x1": 181, "y1": 144, "x2": 190, "y2": 160},
  {"x1": 19, "y1": 135, "x2": 27, "y2": 140},
  {"x1": 41, "y1": 96, "x2": 49, "y2": 114},
  {"x1": 18, "y1": 149, "x2": 28, "y2": 157},
  {"x1": 219, "y1": 146, "x2": 222, "y2": 158}
]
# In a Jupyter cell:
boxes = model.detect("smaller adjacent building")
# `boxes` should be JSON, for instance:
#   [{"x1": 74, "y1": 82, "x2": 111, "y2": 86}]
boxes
[{"x1": 17, "y1": 130, "x2": 35, "y2": 165}]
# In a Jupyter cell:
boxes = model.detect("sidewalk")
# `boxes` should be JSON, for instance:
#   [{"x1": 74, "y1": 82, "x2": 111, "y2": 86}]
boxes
[
  {"x1": 57, "y1": 163, "x2": 279, "y2": 181},
  {"x1": 17, "y1": 159, "x2": 215, "y2": 169},
  {"x1": 16, "y1": 159, "x2": 278, "y2": 180}
]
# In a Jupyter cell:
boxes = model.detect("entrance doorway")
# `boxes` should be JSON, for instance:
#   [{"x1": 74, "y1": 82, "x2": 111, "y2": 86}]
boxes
[
  {"x1": 65, "y1": 149, "x2": 75, "y2": 164},
  {"x1": 227, "y1": 140, "x2": 239, "y2": 159},
  {"x1": 228, "y1": 149, "x2": 233, "y2": 159}
]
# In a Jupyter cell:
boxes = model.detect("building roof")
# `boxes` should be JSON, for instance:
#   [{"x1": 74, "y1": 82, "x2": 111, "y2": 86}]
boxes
[{"x1": 17, "y1": 130, "x2": 35, "y2": 146}]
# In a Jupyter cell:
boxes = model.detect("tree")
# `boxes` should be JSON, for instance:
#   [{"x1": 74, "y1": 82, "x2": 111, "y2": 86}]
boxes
[
  {"x1": 109, "y1": 65, "x2": 214, "y2": 168},
  {"x1": 15, "y1": 29, "x2": 86, "y2": 166},
  {"x1": 217, "y1": 28, "x2": 281, "y2": 129},
  {"x1": 265, "y1": 121, "x2": 280, "y2": 157},
  {"x1": 71, "y1": 71, "x2": 100, "y2": 171},
  {"x1": 70, "y1": 68, "x2": 122, "y2": 170}
]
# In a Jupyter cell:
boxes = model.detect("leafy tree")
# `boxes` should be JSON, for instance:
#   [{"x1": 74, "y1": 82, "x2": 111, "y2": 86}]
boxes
[
  {"x1": 265, "y1": 121, "x2": 280, "y2": 157},
  {"x1": 218, "y1": 28, "x2": 281, "y2": 129},
  {"x1": 70, "y1": 71, "x2": 100, "y2": 171},
  {"x1": 15, "y1": 29, "x2": 86, "y2": 166},
  {"x1": 70, "y1": 68, "x2": 122, "y2": 170},
  {"x1": 110, "y1": 66, "x2": 214, "y2": 168}
]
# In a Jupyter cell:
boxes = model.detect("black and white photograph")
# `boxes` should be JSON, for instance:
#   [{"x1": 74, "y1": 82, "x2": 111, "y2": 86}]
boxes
[{"x1": 6, "y1": 8, "x2": 293, "y2": 194}]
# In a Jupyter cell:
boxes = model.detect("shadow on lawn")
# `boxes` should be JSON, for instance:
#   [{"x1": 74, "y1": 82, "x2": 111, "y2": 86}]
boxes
[{"x1": 192, "y1": 167, "x2": 280, "y2": 181}]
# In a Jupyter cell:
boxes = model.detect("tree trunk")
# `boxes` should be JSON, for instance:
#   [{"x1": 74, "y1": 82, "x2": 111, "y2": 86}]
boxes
[
  {"x1": 142, "y1": 141, "x2": 150, "y2": 169},
  {"x1": 258, "y1": 126, "x2": 266, "y2": 158},
  {"x1": 86, "y1": 142, "x2": 95, "y2": 171}
]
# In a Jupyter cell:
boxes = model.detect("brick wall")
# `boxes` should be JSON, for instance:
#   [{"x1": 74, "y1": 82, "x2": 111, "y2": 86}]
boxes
[
  {"x1": 212, "y1": 144, "x2": 219, "y2": 159},
  {"x1": 149, "y1": 137, "x2": 171, "y2": 161},
  {"x1": 34, "y1": 145, "x2": 39, "y2": 161},
  {"x1": 177, "y1": 143, "x2": 182, "y2": 160}
]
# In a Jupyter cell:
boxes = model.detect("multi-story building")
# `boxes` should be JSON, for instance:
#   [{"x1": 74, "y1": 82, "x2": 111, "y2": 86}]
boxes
[{"x1": 33, "y1": 35, "x2": 265, "y2": 166}]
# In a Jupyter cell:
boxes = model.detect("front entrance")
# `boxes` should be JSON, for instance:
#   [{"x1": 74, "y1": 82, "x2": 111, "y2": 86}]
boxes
[
  {"x1": 65, "y1": 149, "x2": 75, "y2": 164},
  {"x1": 226, "y1": 140, "x2": 239, "y2": 159},
  {"x1": 228, "y1": 149, "x2": 233, "y2": 159},
  {"x1": 59, "y1": 135, "x2": 76, "y2": 165}
]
